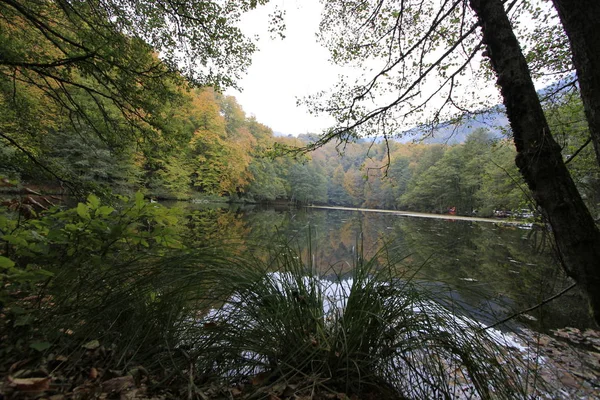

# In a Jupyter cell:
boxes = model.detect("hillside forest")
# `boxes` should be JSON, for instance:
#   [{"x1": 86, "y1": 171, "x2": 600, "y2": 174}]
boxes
[{"x1": 2, "y1": 84, "x2": 598, "y2": 218}]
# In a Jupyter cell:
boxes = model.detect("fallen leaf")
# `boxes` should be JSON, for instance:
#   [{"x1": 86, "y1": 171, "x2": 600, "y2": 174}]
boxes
[
  {"x1": 230, "y1": 387, "x2": 243, "y2": 397},
  {"x1": 102, "y1": 375, "x2": 135, "y2": 393},
  {"x1": 82, "y1": 339, "x2": 100, "y2": 350},
  {"x1": 89, "y1": 367, "x2": 99, "y2": 379},
  {"x1": 8, "y1": 376, "x2": 51, "y2": 393},
  {"x1": 9, "y1": 359, "x2": 31, "y2": 373},
  {"x1": 251, "y1": 371, "x2": 270, "y2": 386}
]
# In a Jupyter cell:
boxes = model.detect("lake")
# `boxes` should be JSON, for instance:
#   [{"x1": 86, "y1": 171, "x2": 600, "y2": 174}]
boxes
[{"x1": 176, "y1": 202, "x2": 594, "y2": 333}]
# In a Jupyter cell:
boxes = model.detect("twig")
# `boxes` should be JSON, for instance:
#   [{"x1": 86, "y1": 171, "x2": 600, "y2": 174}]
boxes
[
  {"x1": 481, "y1": 282, "x2": 577, "y2": 331},
  {"x1": 565, "y1": 137, "x2": 591, "y2": 165}
]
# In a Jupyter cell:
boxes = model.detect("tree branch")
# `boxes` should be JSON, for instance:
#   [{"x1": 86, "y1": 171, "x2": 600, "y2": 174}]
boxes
[
  {"x1": 481, "y1": 282, "x2": 576, "y2": 331},
  {"x1": 0, "y1": 52, "x2": 96, "y2": 68},
  {"x1": 564, "y1": 137, "x2": 591, "y2": 165},
  {"x1": 0, "y1": 131, "x2": 76, "y2": 191}
]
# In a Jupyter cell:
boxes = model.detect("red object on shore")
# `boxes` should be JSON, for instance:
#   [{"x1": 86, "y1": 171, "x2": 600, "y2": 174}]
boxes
[{"x1": 448, "y1": 206, "x2": 456, "y2": 215}]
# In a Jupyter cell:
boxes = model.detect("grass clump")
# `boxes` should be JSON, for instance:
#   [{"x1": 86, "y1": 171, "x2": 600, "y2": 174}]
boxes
[{"x1": 190, "y1": 242, "x2": 539, "y2": 399}]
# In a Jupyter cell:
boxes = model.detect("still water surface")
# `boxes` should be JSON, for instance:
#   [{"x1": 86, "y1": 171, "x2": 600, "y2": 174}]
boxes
[{"x1": 177, "y1": 202, "x2": 593, "y2": 332}]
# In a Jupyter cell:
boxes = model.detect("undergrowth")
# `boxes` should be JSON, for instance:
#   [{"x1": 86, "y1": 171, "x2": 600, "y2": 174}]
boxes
[{"x1": 0, "y1": 195, "x2": 544, "y2": 399}]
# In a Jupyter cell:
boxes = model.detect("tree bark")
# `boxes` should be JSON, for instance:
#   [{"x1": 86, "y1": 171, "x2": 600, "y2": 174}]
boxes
[
  {"x1": 469, "y1": 0, "x2": 600, "y2": 325},
  {"x1": 552, "y1": 0, "x2": 600, "y2": 168}
]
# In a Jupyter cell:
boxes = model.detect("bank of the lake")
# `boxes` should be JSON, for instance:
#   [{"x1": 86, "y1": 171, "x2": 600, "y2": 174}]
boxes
[{"x1": 308, "y1": 204, "x2": 535, "y2": 225}]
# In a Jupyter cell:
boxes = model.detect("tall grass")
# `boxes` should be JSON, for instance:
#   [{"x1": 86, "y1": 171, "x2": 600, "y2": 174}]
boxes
[
  {"x1": 185, "y1": 240, "x2": 541, "y2": 399},
  {"x1": 5, "y1": 236, "x2": 543, "y2": 399}
]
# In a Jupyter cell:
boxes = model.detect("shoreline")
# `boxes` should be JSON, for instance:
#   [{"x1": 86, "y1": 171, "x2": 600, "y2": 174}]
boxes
[{"x1": 307, "y1": 205, "x2": 535, "y2": 225}]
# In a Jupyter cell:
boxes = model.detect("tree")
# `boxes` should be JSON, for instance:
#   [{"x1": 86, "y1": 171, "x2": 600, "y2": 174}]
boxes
[
  {"x1": 328, "y1": 165, "x2": 354, "y2": 206},
  {"x1": 246, "y1": 159, "x2": 287, "y2": 201},
  {"x1": 343, "y1": 168, "x2": 366, "y2": 206},
  {"x1": 546, "y1": 94, "x2": 600, "y2": 216},
  {"x1": 187, "y1": 88, "x2": 254, "y2": 196},
  {"x1": 469, "y1": 0, "x2": 600, "y2": 323},
  {"x1": 385, "y1": 155, "x2": 411, "y2": 207},
  {"x1": 0, "y1": 0, "x2": 269, "y2": 187},
  {"x1": 551, "y1": 0, "x2": 600, "y2": 167},
  {"x1": 287, "y1": 163, "x2": 328, "y2": 204},
  {"x1": 476, "y1": 141, "x2": 527, "y2": 215},
  {"x1": 310, "y1": 0, "x2": 600, "y2": 323}
]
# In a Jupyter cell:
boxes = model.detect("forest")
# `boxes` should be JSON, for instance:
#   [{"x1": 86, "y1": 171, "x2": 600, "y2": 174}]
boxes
[
  {"x1": 3, "y1": 82, "x2": 597, "y2": 218},
  {"x1": 1, "y1": 0, "x2": 600, "y2": 399}
]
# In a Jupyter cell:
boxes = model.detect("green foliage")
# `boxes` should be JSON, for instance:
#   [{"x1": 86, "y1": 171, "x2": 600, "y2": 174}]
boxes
[
  {"x1": 0, "y1": 193, "x2": 184, "y2": 302},
  {"x1": 247, "y1": 159, "x2": 287, "y2": 201},
  {"x1": 293, "y1": 129, "x2": 529, "y2": 215},
  {"x1": 476, "y1": 141, "x2": 529, "y2": 215},
  {"x1": 0, "y1": 192, "x2": 198, "y2": 375},
  {"x1": 545, "y1": 93, "x2": 600, "y2": 217},
  {"x1": 0, "y1": 0, "x2": 272, "y2": 199},
  {"x1": 287, "y1": 163, "x2": 328, "y2": 204}
]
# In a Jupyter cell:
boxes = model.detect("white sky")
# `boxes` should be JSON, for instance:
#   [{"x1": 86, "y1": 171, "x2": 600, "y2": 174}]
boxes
[
  {"x1": 226, "y1": 0, "x2": 553, "y2": 137},
  {"x1": 226, "y1": 0, "x2": 338, "y2": 136}
]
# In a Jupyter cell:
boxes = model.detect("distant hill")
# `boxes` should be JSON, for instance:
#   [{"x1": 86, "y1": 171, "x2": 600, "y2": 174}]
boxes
[
  {"x1": 397, "y1": 107, "x2": 509, "y2": 144},
  {"x1": 396, "y1": 75, "x2": 575, "y2": 144},
  {"x1": 273, "y1": 131, "x2": 293, "y2": 138},
  {"x1": 277, "y1": 76, "x2": 574, "y2": 145}
]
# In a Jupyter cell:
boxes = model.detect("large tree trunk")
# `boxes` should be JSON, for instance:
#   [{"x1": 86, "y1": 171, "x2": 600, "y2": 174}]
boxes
[
  {"x1": 469, "y1": 0, "x2": 600, "y2": 324},
  {"x1": 552, "y1": 0, "x2": 600, "y2": 167}
]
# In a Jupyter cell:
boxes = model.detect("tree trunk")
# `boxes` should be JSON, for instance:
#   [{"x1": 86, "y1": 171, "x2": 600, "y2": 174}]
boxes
[
  {"x1": 552, "y1": 0, "x2": 600, "y2": 167},
  {"x1": 469, "y1": 0, "x2": 600, "y2": 325}
]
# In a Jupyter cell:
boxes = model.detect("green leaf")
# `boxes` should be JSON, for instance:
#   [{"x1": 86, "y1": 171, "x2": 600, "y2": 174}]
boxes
[
  {"x1": 10, "y1": 306, "x2": 27, "y2": 314},
  {"x1": 14, "y1": 314, "x2": 33, "y2": 327},
  {"x1": 135, "y1": 191, "x2": 144, "y2": 206},
  {"x1": 77, "y1": 203, "x2": 90, "y2": 220},
  {"x1": 30, "y1": 341, "x2": 52, "y2": 352},
  {"x1": 87, "y1": 194, "x2": 100, "y2": 210},
  {"x1": 96, "y1": 206, "x2": 115, "y2": 217},
  {"x1": 32, "y1": 268, "x2": 54, "y2": 277},
  {"x1": 2, "y1": 235, "x2": 28, "y2": 247},
  {"x1": 0, "y1": 256, "x2": 15, "y2": 269}
]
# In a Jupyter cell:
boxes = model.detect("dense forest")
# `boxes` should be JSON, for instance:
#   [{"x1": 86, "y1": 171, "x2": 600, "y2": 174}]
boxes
[{"x1": 3, "y1": 82, "x2": 598, "y2": 218}]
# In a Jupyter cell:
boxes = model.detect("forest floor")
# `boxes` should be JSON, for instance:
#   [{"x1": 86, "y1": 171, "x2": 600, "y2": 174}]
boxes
[
  {"x1": 2, "y1": 328, "x2": 598, "y2": 399},
  {"x1": 514, "y1": 326, "x2": 600, "y2": 399}
]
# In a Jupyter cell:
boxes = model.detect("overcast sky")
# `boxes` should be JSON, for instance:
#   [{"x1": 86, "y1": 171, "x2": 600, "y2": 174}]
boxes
[
  {"x1": 226, "y1": 0, "x2": 338, "y2": 136},
  {"x1": 226, "y1": 1, "x2": 552, "y2": 137}
]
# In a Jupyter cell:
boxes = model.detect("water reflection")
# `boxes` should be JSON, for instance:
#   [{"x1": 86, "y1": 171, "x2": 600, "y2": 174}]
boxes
[{"x1": 168, "y1": 202, "x2": 593, "y2": 332}]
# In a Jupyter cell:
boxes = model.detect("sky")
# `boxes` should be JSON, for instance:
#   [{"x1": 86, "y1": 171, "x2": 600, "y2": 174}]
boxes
[
  {"x1": 226, "y1": 0, "x2": 338, "y2": 136},
  {"x1": 226, "y1": 0, "x2": 554, "y2": 138}
]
